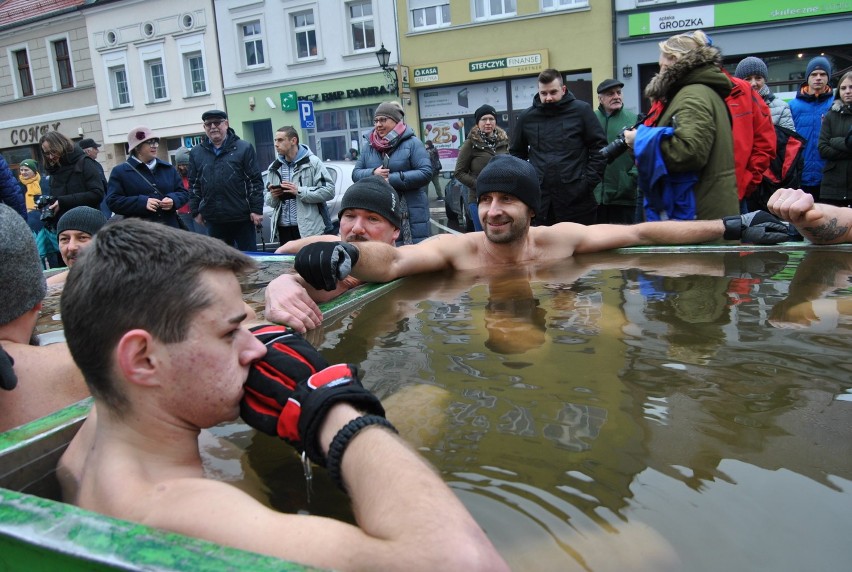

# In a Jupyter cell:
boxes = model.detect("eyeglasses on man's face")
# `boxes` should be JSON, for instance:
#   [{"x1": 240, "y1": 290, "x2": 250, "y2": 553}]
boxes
[
  {"x1": 373, "y1": 117, "x2": 392, "y2": 125},
  {"x1": 204, "y1": 120, "x2": 225, "y2": 128}
]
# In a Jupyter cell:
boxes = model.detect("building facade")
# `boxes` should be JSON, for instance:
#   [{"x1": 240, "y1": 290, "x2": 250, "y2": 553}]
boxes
[
  {"x1": 215, "y1": 0, "x2": 401, "y2": 169},
  {"x1": 615, "y1": 0, "x2": 852, "y2": 113},
  {"x1": 83, "y1": 0, "x2": 226, "y2": 170},
  {"x1": 0, "y1": 0, "x2": 101, "y2": 176},
  {"x1": 396, "y1": 0, "x2": 614, "y2": 171}
]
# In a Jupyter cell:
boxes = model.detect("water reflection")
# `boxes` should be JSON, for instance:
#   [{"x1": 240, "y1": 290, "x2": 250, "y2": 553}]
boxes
[{"x1": 34, "y1": 248, "x2": 852, "y2": 571}]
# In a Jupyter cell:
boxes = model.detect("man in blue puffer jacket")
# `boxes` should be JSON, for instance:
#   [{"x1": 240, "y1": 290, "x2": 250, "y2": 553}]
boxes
[
  {"x1": 789, "y1": 56, "x2": 835, "y2": 201},
  {"x1": 354, "y1": 102, "x2": 432, "y2": 244}
]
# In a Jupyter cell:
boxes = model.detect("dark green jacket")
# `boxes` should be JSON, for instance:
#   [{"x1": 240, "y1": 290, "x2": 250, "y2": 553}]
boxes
[
  {"x1": 818, "y1": 98, "x2": 852, "y2": 202},
  {"x1": 644, "y1": 45, "x2": 738, "y2": 220},
  {"x1": 594, "y1": 106, "x2": 639, "y2": 207}
]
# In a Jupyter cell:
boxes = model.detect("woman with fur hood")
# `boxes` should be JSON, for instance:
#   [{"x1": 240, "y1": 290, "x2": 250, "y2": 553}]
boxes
[
  {"x1": 453, "y1": 104, "x2": 509, "y2": 230},
  {"x1": 625, "y1": 30, "x2": 739, "y2": 220}
]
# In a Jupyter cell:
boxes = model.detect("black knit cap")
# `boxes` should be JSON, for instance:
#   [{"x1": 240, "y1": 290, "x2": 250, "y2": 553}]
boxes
[
  {"x1": 475, "y1": 104, "x2": 497, "y2": 123},
  {"x1": 476, "y1": 155, "x2": 541, "y2": 214},
  {"x1": 340, "y1": 176, "x2": 403, "y2": 228},
  {"x1": 57, "y1": 206, "x2": 107, "y2": 237}
]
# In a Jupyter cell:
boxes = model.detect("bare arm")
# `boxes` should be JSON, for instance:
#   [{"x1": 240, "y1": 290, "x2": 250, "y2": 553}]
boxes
[
  {"x1": 348, "y1": 235, "x2": 464, "y2": 282},
  {"x1": 264, "y1": 272, "x2": 348, "y2": 332},
  {"x1": 145, "y1": 403, "x2": 507, "y2": 571},
  {"x1": 767, "y1": 188, "x2": 852, "y2": 245},
  {"x1": 274, "y1": 233, "x2": 340, "y2": 254},
  {"x1": 570, "y1": 219, "x2": 725, "y2": 254}
]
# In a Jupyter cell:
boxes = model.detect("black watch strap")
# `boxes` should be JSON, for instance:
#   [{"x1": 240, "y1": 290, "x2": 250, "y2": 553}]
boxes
[{"x1": 326, "y1": 415, "x2": 397, "y2": 493}]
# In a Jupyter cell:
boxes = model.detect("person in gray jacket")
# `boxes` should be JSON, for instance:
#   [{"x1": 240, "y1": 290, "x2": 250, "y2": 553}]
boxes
[
  {"x1": 734, "y1": 56, "x2": 796, "y2": 131},
  {"x1": 354, "y1": 101, "x2": 432, "y2": 244},
  {"x1": 265, "y1": 126, "x2": 334, "y2": 247}
]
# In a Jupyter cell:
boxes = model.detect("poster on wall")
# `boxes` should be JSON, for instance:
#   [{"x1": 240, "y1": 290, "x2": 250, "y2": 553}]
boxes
[
  {"x1": 422, "y1": 118, "x2": 463, "y2": 172},
  {"x1": 419, "y1": 80, "x2": 507, "y2": 119}
]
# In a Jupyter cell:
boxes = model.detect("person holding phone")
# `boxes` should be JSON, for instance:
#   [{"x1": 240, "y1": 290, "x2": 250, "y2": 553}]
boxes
[{"x1": 354, "y1": 101, "x2": 432, "y2": 244}]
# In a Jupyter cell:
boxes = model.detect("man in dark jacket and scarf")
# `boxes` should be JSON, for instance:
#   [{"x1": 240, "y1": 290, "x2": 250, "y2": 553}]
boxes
[
  {"x1": 510, "y1": 68, "x2": 607, "y2": 226},
  {"x1": 188, "y1": 110, "x2": 264, "y2": 251}
]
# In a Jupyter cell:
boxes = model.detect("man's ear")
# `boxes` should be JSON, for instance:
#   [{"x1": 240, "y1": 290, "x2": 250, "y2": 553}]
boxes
[
  {"x1": 116, "y1": 329, "x2": 161, "y2": 388},
  {"x1": 392, "y1": 227, "x2": 401, "y2": 242}
]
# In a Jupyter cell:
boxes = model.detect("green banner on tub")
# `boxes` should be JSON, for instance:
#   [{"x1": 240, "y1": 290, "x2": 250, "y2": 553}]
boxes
[{"x1": 628, "y1": 0, "x2": 852, "y2": 37}]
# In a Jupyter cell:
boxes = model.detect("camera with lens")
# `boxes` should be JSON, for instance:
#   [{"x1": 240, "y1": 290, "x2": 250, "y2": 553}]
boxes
[
  {"x1": 599, "y1": 114, "x2": 645, "y2": 164},
  {"x1": 34, "y1": 195, "x2": 57, "y2": 229}
]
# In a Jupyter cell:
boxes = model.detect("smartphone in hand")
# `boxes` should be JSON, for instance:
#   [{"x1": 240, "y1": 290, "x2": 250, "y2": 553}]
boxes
[{"x1": 381, "y1": 153, "x2": 390, "y2": 169}]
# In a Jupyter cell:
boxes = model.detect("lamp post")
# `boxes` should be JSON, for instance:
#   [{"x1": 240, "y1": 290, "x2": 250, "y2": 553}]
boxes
[{"x1": 375, "y1": 43, "x2": 399, "y2": 95}]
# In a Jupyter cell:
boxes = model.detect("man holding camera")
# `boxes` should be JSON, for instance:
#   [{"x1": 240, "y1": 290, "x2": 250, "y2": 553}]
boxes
[
  {"x1": 593, "y1": 79, "x2": 641, "y2": 224},
  {"x1": 509, "y1": 68, "x2": 607, "y2": 226}
]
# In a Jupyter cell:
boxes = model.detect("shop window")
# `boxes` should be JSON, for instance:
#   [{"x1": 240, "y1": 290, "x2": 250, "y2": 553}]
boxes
[
  {"x1": 473, "y1": 0, "x2": 516, "y2": 21},
  {"x1": 348, "y1": 1, "x2": 375, "y2": 52}
]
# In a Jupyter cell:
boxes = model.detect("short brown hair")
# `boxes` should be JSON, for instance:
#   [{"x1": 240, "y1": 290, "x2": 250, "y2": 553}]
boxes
[
  {"x1": 277, "y1": 126, "x2": 299, "y2": 143},
  {"x1": 61, "y1": 219, "x2": 256, "y2": 412},
  {"x1": 537, "y1": 68, "x2": 563, "y2": 86}
]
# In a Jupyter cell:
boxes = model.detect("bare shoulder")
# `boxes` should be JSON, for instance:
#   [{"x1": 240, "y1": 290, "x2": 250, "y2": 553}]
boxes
[{"x1": 418, "y1": 232, "x2": 481, "y2": 269}]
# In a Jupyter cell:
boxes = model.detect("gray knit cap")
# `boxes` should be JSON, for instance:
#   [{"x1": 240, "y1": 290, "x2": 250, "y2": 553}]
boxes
[
  {"x1": 476, "y1": 155, "x2": 541, "y2": 215},
  {"x1": 174, "y1": 146, "x2": 190, "y2": 165},
  {"x1": 374, "y1": 101, "x2": 403, "y2": 124},
  {"x1": 340, "y1": 176, "x2": 402, "y2": 228},
  {"x1": 56, "y1": 206, "x2": 107, "y2": 237},
  {"x1": 0, "y1": 204, "x2": 46, "y2": 326},
  {"x1": 735, "y1": 57, "x2": 768, "y2": 80}
]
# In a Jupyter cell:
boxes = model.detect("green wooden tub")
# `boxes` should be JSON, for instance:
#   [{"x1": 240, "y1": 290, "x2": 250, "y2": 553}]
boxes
[{"x1": 0, "y1": 263, "x2": 400, "y2": 571}]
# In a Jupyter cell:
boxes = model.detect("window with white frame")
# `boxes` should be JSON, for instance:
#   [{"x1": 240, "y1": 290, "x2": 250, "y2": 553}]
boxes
[
  {"x1": 139, "y1": 44, "x2": 168, "y2": 103},
  {"x1": 292, "y1": 10, "x2": 318, "y2": 60},
  {"x1": 104, "y1": 51, "x2": 131, "y2": 108},
  {"x1": 474, "y1": 0, "x2": 516, "y2": 20},
  {"x1": 177, "y1": 35, "x2": 208, "y2": 97},
  {"x1": 348, "y1": 1, "x2": 375, "y2": 52},
  {"x1": 411, "y1": 1, "x2": 450, "y2": 30},
  {"x1": 240, "y1": 20, "x2": 265, "y2": 69},
  {"x1": 542, "y1": 0, "x2": 588, "y2": 10},
  {"x1": 51, "y1": 38, "x2": 74, "y2": 89},
  {"x1": 10, "y1": 47, "x2": 34, "y2": 97}
]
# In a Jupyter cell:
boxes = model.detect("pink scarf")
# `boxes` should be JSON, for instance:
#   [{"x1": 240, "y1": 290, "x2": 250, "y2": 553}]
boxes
[{"x1": 369, "y1": 121, "x2": 407, "y2": 153}]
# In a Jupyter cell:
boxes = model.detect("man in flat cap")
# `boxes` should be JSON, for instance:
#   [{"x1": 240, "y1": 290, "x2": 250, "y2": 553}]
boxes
[
  {"x1": 79, "y1": 138, "x2": 111, "y2": 218},
  {"x1": 188, "y1": 110, "x2": 264, "y2": 251},
  {"x1": 594, "y1": 79, "x2": 640, "y2": 224}
]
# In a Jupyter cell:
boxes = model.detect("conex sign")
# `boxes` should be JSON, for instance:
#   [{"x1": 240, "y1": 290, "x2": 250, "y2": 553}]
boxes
[{"x1": 469, "y1": 54, "x2": 541, "y2": 73}]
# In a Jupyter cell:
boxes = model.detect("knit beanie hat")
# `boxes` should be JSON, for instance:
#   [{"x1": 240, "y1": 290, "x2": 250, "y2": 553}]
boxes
[
  {"x1": 174, "y1": 146, "x2": 190, "y2": 165},
  {"x1": 0, "y1": 204, "x2": 46, "y2": 326},
  {"x1": 734, "y1": 56, "x2": 768, "y2": 80},
  {"x1": 374, "y1": 101, "x2": 404, "y2": 124},
  {"x1": 476, "y1": 155, "x2": 541, "y2": 215},
  {"x1": 475, "y1": 104, "x2": 497, "y2": 123},
  {"x1": 806, "y1": 56, "x2": 831, "y2": 79},
  {"x1": 340, "y1": 176, "x2": 402, "y2": 228},
  {"x1": 19, "y1": 159, "x2": 38, "y2": 173},
  {"x1": 56, "y1": 206, "x2": 107, "y2": 237}
]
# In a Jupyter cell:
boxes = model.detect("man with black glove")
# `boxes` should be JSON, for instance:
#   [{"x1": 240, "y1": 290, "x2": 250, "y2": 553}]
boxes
[
  {"x1": 58, "y1": 219, "x2": 508, "y2": 572},
  {"x1": 294, "y1": 155, "x2": 792, "y2": 291}
]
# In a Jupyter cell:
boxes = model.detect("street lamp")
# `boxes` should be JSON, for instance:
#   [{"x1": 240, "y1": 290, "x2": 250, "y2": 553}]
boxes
[{"x1": 375, "y1": 43, "x2": 398, "y2": 95}]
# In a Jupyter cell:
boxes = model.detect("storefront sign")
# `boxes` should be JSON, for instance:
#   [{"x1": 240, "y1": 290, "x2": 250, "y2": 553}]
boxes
[
  {"x1": 298, "y1": 85, "x2": 394, "y2": 103},
  {"x1": 469, "y1": 54, "x2": 542, "y2": 73},
  {"x1": 280, "y1": 91, "x2": 297, "y2": 111},
  {"x1": 629, "y1": 0, "x2": 852, "y2": 36},
  {"x1": 414, "y1": 67, "x2": 439, "y2": 84},
  {"x1": 9, "y1": 122, "x2": 60, "y2": 145},
  {"x1": 183, "y1": 135, "x2": 203, "y2": 148}
]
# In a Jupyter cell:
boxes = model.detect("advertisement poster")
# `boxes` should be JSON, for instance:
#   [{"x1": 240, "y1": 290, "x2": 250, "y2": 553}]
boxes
[{"x1": 422, "y1": 118, "x2": 463, "y2": 172}]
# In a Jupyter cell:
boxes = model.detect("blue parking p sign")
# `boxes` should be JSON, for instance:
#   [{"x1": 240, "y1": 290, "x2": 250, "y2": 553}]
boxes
[{"x1": 299, "y1": 100, "x2": 315, "y2": 129}]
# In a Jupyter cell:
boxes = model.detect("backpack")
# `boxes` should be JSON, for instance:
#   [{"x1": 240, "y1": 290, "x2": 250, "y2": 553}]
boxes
[{"x1": 746, "y1": 125, "x2": 806, "y2": 212}]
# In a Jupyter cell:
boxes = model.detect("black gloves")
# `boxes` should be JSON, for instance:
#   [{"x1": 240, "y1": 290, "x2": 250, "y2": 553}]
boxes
[
  {"x1": 294, "y1": 241, "x2": 360, "y2": 291},
  {"x1": 723, "y1": 211, "x2": 789, "y2": 245},
  {"x1": 240, "y1": 325, "x2": 385, "y2": 466},
  {"x1": 0, "y1": 344, "x2": 17, "y2": 391}
]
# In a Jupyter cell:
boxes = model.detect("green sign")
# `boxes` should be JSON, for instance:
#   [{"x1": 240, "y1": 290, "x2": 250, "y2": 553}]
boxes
[
  {"x1": 469, "y1": 54, "x2": 542, "y2": 73},
  {"x1": 628, "y1": 0, "x2": 852, "y2": 37},
  {"x1": 280, "y1": 91, "x2": 297, "y2": 111}
]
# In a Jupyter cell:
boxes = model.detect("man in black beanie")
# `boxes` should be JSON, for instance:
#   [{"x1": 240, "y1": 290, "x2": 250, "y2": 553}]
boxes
[
  {"x1": 265, "y1": 176, "x2": 404, "y2": 331},
  {"x1": 0, "y1": 204, "x2": 88, "y2": 432},
  {"x1": 293, "y1": 154, "x2": 795, "y2": 291},
  {"x1": 46, "y1": 206, "x2": 107, "y2": 286}
]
